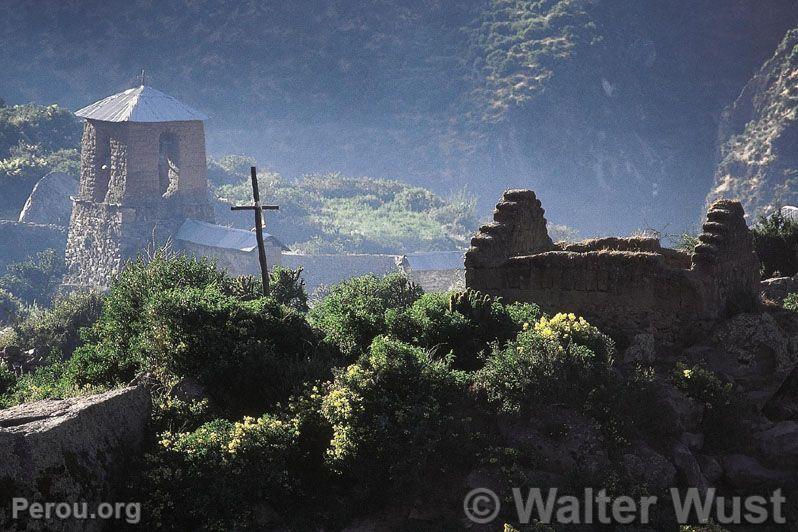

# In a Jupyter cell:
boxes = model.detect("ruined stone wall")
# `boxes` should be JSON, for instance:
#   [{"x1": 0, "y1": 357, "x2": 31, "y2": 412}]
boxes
[
  {"x1": 691, "y1": 199, "x2": 762, "y2": 317},
  {"x1": 465, "y1": 190, "x2": 554, "y2": 270},
  {"x1": 466, "y1": 191, "x2": 760, "y2": 346},
  {"x1": 406, "y1": 269, "x2": 465, "y2": 293},
  {"x1": 66, "y1": 119, "x2": 213, "y2": 289}
]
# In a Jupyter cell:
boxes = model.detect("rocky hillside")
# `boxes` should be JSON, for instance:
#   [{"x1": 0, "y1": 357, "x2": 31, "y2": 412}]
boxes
[
  {"x1": 0, "y1": 102, "x2": 79, "y2": 215},
  {"x1": 2, "y1": 0, "x2": 796, "y2": 234},
  {"x1": 708, "y1": 28, "x2": 798, "y2": 221}
]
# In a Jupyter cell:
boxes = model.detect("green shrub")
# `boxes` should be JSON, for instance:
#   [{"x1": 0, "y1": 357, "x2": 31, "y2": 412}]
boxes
[
  {"x1": 308, "y1": 273, "x2": 422, "y2": 360},
  {"x1": 226, "y1": 267, "x2": 309, "y2": 312},
  {"x1": 0, "y1": 103, "x2": 80, "y2": 211},
  {"x1": 0, "y1": 143, "x2": 79, "y2": 187},
  {"x1": 0, "y1": 360, "x2": 15, "y2": 397},
  {"x1": 386, "y1": 290, "x2": 540, "y2": 369},
  {"x1": 9, "y1": 291, "x2": 103, "y2": 359},
  {"x1": 0, "y1": 288, "x2": 21, "y2": 325},
  {"x1": 136, "y1": 387, "x2": 332, "y2": 530},
  {"x1": 143, "y1": 285, "x2": 331, "y2": 416},
  {"x1": 67, "y1": 342, "x2": 144, "y2": 391},
  {"x1": 476, "y1": 314, "x2": 660, "y2": 445},
  {"x1": 91, "y1": 251, "x2": 229, "y2": 350},
  {"x1": 216, "y1": 170, "x2": 477, "y2": 254},
  {"x1": 582, "y1": 365, "x2": 665, "y2": 447},
  {"x1": 150, "y1": 395, "x2": 217, "y2": 436},
  {"x1": 674, "y1": 363, "x2": 732, "y2": 413},
  {"x1": 673, "y1": 232, "x2": 700, "y2": 252},
  {"x1": 137, "y1": 338, "x2": 476, "y2": 529},
  {"x1": 1, "y1": 358, "x2": 105, "y2": 407},
  {"x1": 476, "y1": 314, "x2": 615, "y2": 413},
  {"x1": 68, "y1": 253, "x2": 332, "y2": 418},
  {"x1": 68, "y1": 251, "x2": 230, "y2": 387},
  {"x1": 476, "y1": 330, "x2": 606, "y2": 414},
  {"x1": 269, "y1": 267, "x2": 309, "y2": 312},
  {"x1": 0, "y1": 249, "x2": 66, "y2": 305},
  {"x1": 321, "y1": 336, "x2": 475, "y2": 498},
  {"x1": 505, "y1": 300, "x2": 543, "y2": 329},
  {"x1": 206, "y1": 155, "x2": 260, "y2": 187},
  {"x1": 533, "y1": 312, "x2": 615, "y2": 364},
  {"x1": 140, "y1": 415, "x2": 309, "y2": 530},
  {"x1": 673, "y1": 363, "x2": 748, "y2": 451},
  {"x1": 0, "y1": 103, "x2": 81, "y2": 158},
  {"x1": 752, "y1": 210, "x2": 798, "y2": 278},
  {"x1": 785, "y1": 292, "x2": 798, "y2": 312}
]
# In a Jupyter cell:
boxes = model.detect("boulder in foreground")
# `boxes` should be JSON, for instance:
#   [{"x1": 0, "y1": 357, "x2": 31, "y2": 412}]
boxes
[{"x1": 0, "y1": 386, "x2": 151, "y2": 531}]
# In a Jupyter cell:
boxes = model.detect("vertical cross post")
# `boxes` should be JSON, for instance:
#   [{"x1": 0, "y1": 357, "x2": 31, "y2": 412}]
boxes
[
  {"x1": 250, "y1": 167, "x2": 270, "y2": 295},
  {"x1": 230, "y1": 166, "x2": 280, "y2": 296}
]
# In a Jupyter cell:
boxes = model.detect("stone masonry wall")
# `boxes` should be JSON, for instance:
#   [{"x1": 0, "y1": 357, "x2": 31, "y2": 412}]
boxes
[
  {"x1": 407, "y1": 269, "x2": 465, "y2": 293},
  {"x1": 466, "y1": 191, "x2": 760, "y2": 346},
  {"x1": 66, "y1": 119, "x2": 213, "y2": 289},
  {"x1": 465, "y1": 189, "x2": 555, "y2": 269},
  {"x1": 692, "y1": 199, "x2": 762, "y2": 317}
]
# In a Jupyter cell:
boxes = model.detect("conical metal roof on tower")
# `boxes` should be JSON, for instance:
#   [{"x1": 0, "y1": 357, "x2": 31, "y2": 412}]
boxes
[{"x1": 75, "y1": 85, "x2": 208, "y2": 123}]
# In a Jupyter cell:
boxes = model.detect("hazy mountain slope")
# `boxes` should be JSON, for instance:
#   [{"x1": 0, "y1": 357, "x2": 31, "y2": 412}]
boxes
[
  {"x1": 1, "y1": 0, "x2": 795, "y2": 234},
  {"x1": 0, "y1": 103, "x2": 80, "y2": 214},
  {"x1": 707, "y1": 28, "x2": 798, "y2": 220},
  {"x1": 465, "y1": 1, "x2": 798, "y2": 232}
]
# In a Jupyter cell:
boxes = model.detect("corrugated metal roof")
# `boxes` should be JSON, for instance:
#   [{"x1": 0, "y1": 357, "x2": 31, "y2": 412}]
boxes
[
  {"x1": 75, "y1": 85, "x2": 208, "y2": 123},
  {"x1": 176, "y1": 219, "x2": 288, "y2": 252},
  {"x1": 402, "y1": 251, "x2": 464, "y2": 271}
]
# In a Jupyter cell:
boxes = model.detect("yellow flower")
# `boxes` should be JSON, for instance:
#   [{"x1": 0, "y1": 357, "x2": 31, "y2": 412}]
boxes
[{"x1": 682, "y1": 368, "x2": 693, "y2": 379}]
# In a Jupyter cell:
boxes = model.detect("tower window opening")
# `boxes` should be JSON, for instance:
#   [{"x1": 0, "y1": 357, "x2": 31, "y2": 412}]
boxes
[{"x1": 158, "y1": 132, "x2": 180, "y2": 197}]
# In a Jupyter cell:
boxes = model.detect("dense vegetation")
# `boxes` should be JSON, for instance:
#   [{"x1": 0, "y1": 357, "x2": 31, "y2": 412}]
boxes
[
  {"x1": 752, "y1": 210, "x2": 798, "y2": 278},
  {"x1": 0, "y1": 102, "x2": 80, "y2": 215},
  {"x1": 0, "y1": 254, "x2": 746, "y2": 529},
  {"x1": 0, "y1": 249, "x2": 68, "y2": 328},
  {"x1": 212, "y1": 155, "x2": 478, "y2": 253}
]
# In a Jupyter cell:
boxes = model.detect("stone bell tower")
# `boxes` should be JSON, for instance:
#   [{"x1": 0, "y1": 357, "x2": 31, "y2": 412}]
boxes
[{"x1": 65, "y1": 84, "x2": 214, "y2": 288}]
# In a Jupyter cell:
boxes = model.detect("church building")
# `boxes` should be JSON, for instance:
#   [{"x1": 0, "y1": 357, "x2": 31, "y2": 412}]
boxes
[{"x1": 65, "y1": 84, "x2": 285, "y2": 288}]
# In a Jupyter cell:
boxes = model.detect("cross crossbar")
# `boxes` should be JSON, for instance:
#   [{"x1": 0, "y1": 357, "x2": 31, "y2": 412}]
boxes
[{"x1": 230, "y1": 205, "x2": 280, "y2": 211}]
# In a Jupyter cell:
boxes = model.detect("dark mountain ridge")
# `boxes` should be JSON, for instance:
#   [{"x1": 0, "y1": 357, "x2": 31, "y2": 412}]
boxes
[{"x1": 1, "y1": 0, "x2": 795, "y2": 234}]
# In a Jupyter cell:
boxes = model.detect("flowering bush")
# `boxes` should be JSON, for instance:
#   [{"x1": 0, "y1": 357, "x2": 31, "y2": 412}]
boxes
[
  {"x1": 140, "y1": 415, "x2": 309, "y2": 530},
  {"x1": 137, "y1": 337, "x2": 475, "y2": 529},
  {"x1": 673, "y1": 362, "x2": 746, "y2": 451},
  {"x1": 533, "y1": 312, "x2": 615, "y2": 363},
  {"x1": 476, "y1": 328, "x2": 605, "y2": 413},
  {"x1": 321, "y1": 336, "x2": 475, "y2": 490}
]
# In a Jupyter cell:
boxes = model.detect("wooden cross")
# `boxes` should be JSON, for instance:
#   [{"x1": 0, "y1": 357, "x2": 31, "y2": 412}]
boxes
[{"x1": 231, "y1": 167, "x2": 280, "y2": 296}]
